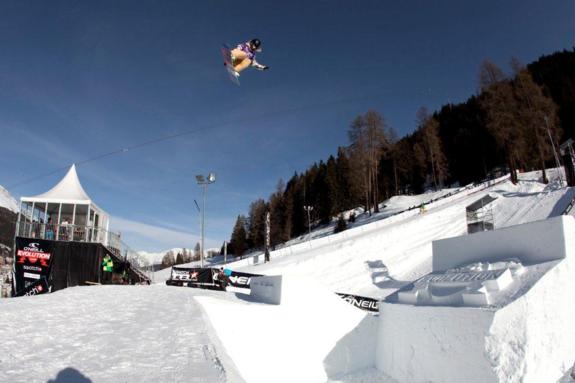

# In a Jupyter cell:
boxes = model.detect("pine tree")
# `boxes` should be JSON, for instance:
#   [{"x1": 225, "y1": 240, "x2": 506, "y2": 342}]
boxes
[
  {"x1": 288, "y1": 174, "x2": 307, "y2": 237},
  {"x1": 325, "y1": 156, "x2": 340, "y2": 218},
  {"x1": 230, "y1": 215, "x2": 248, "y2": 257},
  {"x1": 248, "y1": 199, "x2": 267, "y2": 249},
  {"x1": 269, "y1": 180, "x2": 290, "y2": 247},
  {"x1": 176, "y1": 252, "x2": 184, "y2": 265},
  {"x1": 194, "y1": 242, "x2": 201, "y2": 261},
  {"x1": 335, "y1": 147, "x2": 356, "y2": 210}
]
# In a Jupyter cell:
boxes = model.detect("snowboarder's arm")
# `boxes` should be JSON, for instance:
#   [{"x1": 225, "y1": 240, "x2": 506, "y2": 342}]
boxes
[{"x1": 251, "y1": 58, "x2": 269, "y2": 70}]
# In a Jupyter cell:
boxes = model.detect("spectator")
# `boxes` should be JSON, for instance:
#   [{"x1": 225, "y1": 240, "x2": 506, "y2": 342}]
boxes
[
  {"x1": 45, "y1": 218, "x2": 55, "y2": 240},
  {"x1": 59, "y1": 219, "x2": 70, "y2": 240},
  {"x1": 214, "y1": 267, "x2": 229, "y2": 291},
  {"x1": 419, "y1": 203, "x2": 427, "y2": 215},
  {"x1": 101, "y1": 254, "x2": 114, "y2": 284}
]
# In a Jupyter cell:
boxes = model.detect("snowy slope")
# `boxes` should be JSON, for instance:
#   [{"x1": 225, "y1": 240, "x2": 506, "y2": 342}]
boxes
[
  {"x1": 0, "y1": 185, "x2": 18, "y2": 213},
  {"x1": 225, "y1": 170, "x2": 574, "y2": 298},
  {"x1": 2, "y1": 170, "x2": 574, "y2": 383}
]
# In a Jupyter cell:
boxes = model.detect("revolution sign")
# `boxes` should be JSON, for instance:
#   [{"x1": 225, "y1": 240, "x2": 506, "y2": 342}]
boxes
[{"x1": 14, "y1": 237, "x2": 55, "y2": 295}]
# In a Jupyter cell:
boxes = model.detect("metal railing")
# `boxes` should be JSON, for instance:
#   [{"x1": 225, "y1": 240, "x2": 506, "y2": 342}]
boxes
[{"x1": 16, "y1": 221, "x2": 118, "y2": 245}]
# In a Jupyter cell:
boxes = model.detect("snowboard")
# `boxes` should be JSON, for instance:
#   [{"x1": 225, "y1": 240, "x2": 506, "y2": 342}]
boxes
[{"x1": 221, "y1": 44, "x2": 240, "y2": 86}]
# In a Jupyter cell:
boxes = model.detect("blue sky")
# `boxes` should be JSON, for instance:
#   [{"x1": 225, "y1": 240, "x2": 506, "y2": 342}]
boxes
[{"x1": 1, "y1": 0, "x2": 574, "y2": 251}]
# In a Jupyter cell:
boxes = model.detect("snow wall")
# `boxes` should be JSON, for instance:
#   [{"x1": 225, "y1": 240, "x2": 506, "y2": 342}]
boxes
[
  {"x1": 197, "y1": 274, "x2": 378, "y2": 383},
  {"x1": 376, "y1": 215, "x2": 575, "y2": 383}
]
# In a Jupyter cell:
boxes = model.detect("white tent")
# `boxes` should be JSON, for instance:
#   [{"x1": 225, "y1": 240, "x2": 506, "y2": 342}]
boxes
[{"x1": 17, "y1": 165, "x2": 110, "y2": 243}]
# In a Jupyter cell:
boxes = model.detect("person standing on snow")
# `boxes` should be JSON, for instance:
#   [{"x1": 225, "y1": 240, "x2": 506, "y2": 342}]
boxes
[
  {"x1": 214, "y1": 267, "x2": 230, "y2": 291},
  {"x1": 228, "y1": 38, "x2": 269, "y2": 78}
]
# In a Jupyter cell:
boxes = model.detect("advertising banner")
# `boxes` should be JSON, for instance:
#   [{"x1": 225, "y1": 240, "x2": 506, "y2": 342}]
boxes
[
  {"x1": 227, "y1": 270, "x2": 262, "y2": 289},
  {"x1": 14, "y1": 277, "x2": 50, "y2": 297},
  {"x1": 336, "y1": 293, "x2": 379, "y2": 313},
  {"x1": 170, "y1": 267, "x2": 214, "y2": 284},
  {"x1": 167, "y1": 267, "x2": 262, "y2": 290},
  {"x1": 14, "y1": 238, "x2": 55, "y2": 294}
]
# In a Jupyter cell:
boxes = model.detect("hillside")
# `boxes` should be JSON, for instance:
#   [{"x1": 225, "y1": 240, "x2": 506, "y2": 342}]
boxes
[
  {"x1": 0, "y1": 186, "x2": 17, "y2": 213},
  {"x1": 222, "y1": 170, "x2": 572, "y2": 299}
]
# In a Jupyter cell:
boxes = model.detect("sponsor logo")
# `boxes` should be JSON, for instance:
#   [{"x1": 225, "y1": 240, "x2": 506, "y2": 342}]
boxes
[
  {"x1": 23, "y1": 265, "x2": 42, "y2": 272},
  {"x1": 228, "y1": 275, "x2": 251, "y2": 286},
  {"x1": 23, "y1": 272, "x2": 41, "y2": 280},
  {"x1": 16, "y1": 249, "x2": 51, "y2": 267},
  {"x1": 337, "y1": 293, "x2": 379, "y2": 312},
  {"x1": 171, "y1": 270, "x2": 191, "y2": 280},
  {"x1": 23, "y1": 242, "x2": 41, "y2": 251},
  {"x1": 24, "y1": 284, "x2": 45, "y2": 296}
]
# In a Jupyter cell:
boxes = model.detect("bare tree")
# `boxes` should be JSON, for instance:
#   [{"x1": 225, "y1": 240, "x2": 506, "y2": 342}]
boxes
[
  {"x1": 416, "y1": 107, "x2": 449, "y2": 189},
  {"x1": 348, "y1": 111, "x2": 390, "y2": 214},
  {"x1": 511, "y1": 59, "x2": 562, "y2": 183},
  {"x1": 479, "y1": 59, "x2": 506, "y2": 92},
  {"x1": 479, "y1": 60, "x2": 526, "y2": 184}
]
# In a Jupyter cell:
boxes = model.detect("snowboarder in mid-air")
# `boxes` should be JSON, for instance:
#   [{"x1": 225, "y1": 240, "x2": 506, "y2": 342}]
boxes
[{"x1": 222, "y1": 38, "x2": 268, "y2": 82}]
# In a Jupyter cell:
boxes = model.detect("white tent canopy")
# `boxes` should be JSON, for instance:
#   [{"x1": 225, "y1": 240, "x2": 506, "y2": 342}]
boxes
[
  {"x1": 25, "y1": 164, "x2": 93, "y2": 204},
  {"x1": 17, "y1": 164, "x2": 110, "y2": 243}
]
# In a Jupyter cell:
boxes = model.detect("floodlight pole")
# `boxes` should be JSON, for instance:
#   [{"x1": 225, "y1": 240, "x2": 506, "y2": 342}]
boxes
[{"x1": 196, "y1": 173, "x2": 216, "y2": 268}]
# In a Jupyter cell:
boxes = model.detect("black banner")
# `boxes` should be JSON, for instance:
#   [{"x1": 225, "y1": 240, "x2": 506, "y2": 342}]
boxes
[
  {"x1": 227, "y1": 270, "x2": 262, "y2": 289},
  {"x1": 165, "y1": 273, "x2": 224, "y2": 291},
  {"x1": 14, "y1": 277, "x2": 50, "y2": 297},
  {"x1": 167, "y1": 267, "x2": 262, "y2": 290},
  {"x1": 170, "y1": 267, "x2": 214, "y2": 284},
  {"x1": 14, "y1": 238, "x2": 55, "y2": 294},
  {"x1": 336, "y1": 293, "x2": 379, "y2": 313}
]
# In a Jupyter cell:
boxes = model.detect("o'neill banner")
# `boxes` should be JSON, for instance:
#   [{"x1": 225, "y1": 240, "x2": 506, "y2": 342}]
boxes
[
  {"x1": 14, "y1": 238, "x2": 54, "y2": 296},
  {"x1": 166, "y1": 267, "x2": 379, "y2": 313},
  {"x1": 336, "y1": 293, "x2": 379, "y2": 313},
  {"x1": 227, "y1": 270, "x2": 262, "y2": 289}
]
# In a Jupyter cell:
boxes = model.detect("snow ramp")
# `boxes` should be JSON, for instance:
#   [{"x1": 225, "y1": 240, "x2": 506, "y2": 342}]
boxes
[{"x1": 196, "y1": 275, "x2": 378, "y2": 383}]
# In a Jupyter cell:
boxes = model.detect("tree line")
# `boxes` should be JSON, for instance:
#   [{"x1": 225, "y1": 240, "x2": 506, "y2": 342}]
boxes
[{"x1": 227, "y1": 48, "x2": 575, "y2": 257}]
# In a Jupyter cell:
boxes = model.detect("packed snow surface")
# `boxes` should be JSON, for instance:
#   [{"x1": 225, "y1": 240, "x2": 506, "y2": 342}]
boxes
[{"x1": 0, "y1": 285, "x2": 243, "y2": 383}]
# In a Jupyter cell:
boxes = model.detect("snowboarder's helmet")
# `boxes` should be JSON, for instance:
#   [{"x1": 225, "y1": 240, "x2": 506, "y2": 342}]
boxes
[{"x1": 249, "y1": 38, "x2": 262, "y2": 52}]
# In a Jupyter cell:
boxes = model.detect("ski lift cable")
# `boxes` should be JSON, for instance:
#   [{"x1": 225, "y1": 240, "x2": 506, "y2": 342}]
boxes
[{"x1": 6, "y1": 88, "x2": 432, "y2": 191}]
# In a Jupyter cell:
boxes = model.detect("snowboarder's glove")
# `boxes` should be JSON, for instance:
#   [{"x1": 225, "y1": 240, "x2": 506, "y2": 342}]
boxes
[{"x1": 253, "y1": 62, "x2": 269, "y2": 71}]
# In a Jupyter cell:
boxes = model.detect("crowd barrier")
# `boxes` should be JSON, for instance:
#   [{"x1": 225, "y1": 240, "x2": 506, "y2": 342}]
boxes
[
  {"x1": 166, "y1": 266, "x2": 263, "y2": 290},
  {"x1": 167, "y1": 266, "x2": 379, "y2": 313}
]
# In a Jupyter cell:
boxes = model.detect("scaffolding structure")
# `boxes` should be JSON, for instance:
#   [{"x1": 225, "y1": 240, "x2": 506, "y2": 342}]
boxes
[{"x1": 466, "y1": 194, "x2": 498, "y2": 234}]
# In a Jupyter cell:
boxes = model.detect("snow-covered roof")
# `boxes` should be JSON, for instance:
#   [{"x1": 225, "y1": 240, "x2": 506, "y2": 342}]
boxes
[{"x1": 21, "y1": 165, "x2": 103, "y2": 212}]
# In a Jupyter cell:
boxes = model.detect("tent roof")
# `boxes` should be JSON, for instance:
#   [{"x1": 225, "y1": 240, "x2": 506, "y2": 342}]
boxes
[{"x1": 21, "y1": 165, "x2": 104, "y2": 213}]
